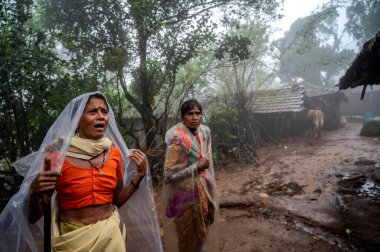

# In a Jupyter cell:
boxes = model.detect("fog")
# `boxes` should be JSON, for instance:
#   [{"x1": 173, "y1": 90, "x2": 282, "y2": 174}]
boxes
[{"x1": 1, "y1": 0, "x2": 379, "y2": 251}]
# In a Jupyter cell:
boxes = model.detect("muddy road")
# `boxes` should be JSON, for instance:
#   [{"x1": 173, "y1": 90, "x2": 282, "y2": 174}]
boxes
[{"x1": 155, "y1": 122, "x2": 380, "y2": 251}]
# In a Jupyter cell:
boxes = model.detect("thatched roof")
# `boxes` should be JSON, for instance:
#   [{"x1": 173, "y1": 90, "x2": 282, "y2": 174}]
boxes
[
  {"x1": 251, "y1": 82, "x2": 341, "y2": 114},
  {"x1": 339, "y1": 30, "x2": 380, "y2": 99},
  {"x1": 251, "y1": 85, "x2": 305, "y2": 113},
  {"x1": 298, "y1": 81, "x2": 337, "y2": 97},
  {"x1": 205, "y1": 82, "x2": 342, "y2": 115}
]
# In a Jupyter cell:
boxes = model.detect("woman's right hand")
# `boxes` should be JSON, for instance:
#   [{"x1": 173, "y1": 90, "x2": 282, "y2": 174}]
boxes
[
  {"x1": 29, "y1": 170, "x2": 61, "y2": 196},
  {"x1": 197, "y1": 157, "x2": 210, "y2": 172},
  {"x1": 28, "y1": 170, "x2": 60, "y2": 223}
]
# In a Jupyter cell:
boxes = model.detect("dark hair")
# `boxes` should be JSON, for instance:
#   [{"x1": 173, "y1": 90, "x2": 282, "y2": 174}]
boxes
[
  {"x1": 88, "y1": 93, "x2": 108, "y2": 108},
  {"x1": 71, "y1": 93, "x2": 108, "y2": 119},
  {"x1": 180, "y1": 99, "x2": 202, "y2": 118}
]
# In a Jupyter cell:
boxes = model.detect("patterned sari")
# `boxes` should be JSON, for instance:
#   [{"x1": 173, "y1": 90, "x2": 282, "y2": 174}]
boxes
[{"x1": 163, "y1": 123, "x2": 219, "y2": 252}]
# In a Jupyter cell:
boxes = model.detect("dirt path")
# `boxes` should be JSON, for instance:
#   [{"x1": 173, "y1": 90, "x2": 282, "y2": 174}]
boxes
[{"x1": 155, "y1": 122, "x2": 380, "y2": 251}]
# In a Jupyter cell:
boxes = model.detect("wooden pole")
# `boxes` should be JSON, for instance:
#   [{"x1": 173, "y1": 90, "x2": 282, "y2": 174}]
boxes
[{"x1": 43, "y1": 157, "x2": 51, "y2": 252}]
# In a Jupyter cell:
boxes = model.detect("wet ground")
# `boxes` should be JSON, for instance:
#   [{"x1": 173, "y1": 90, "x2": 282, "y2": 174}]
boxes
[
  {"x1": 155, "y1": 122, "x2": 380, "y2": 251},
  {"x1": 216, "y1": 122, "x2": 380, "y2": 251}
]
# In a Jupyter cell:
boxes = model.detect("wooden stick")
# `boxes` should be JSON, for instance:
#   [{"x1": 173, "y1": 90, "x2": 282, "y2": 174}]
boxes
[{"x1": 43, "y1": 157, "x2": 51, "y2": 252}]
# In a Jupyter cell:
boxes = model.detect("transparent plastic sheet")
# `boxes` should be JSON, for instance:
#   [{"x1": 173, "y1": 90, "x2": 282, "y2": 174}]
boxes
[
  {"x1": 162, "y1": 123, "x2": 219, "y2": 252},
  {"x1": 0, "y1": 92, "x2": 163, "y2": 252}
]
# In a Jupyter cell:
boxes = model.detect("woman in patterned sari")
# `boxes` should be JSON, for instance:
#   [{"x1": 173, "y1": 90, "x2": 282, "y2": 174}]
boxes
[{"x1": 163, "y1": 99, "x2": 219, "y2": 252}]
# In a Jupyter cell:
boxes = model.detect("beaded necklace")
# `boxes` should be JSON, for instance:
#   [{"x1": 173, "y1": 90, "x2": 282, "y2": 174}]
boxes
[{"x1": 88, "y1": 151, "x2": 106, "y2": 176}]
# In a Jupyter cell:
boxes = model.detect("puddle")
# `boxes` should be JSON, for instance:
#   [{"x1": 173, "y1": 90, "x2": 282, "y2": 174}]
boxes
[
  {"x1": 358, "y1": 179, "x2": 380, "y2": 199},
  {"x1": 338, "y1": 174, "x2": 380, "y2": 202},
  {"x1": 335, "y1": 165, "x2": 380, "y2": 251}
]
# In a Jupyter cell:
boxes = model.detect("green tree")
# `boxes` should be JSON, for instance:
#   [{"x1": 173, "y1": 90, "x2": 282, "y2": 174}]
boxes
[
  {"x1": 278, "y1": 5, "x2": 355, "y2": 86},
  {"x1": 39, "y1": 0, "x2": 280, "y2": 150},
  {"x1": 345, "y1": 0, "x2": 380, "y2": 45},
  {"x1": 0, "y1": 0, "x2": 95, "y2": 163},
  {"x1": 205, "y1": 15, "x2": 279, "y2": 162}
]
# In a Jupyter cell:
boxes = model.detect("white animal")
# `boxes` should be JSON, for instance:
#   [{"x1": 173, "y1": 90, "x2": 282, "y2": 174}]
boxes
[
  {"x1": 340, "y1": 116, "x2": 347, "y2": 128},
  {"x1": 308, "y1": 109, "x2": 324, "y2": 138}
]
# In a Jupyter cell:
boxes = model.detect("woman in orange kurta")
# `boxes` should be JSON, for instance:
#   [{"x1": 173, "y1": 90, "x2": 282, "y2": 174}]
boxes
[{"x1": 0, "y1": 92, "x2": 162, "y2": 252}]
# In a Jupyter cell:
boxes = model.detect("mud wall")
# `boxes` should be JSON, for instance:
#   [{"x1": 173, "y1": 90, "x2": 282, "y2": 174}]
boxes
[{"x1": 253, "y1": 111, "x2": 310, "y2": 141}]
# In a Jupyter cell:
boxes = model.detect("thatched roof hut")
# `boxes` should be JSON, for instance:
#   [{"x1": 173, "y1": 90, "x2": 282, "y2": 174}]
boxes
[
  {"x1": 249, "y1": 85, "x2": 308, "y2": 140},
  {"x1": 251, "y1": 84, "x2": 305, "y2": 113},
  {"x1": 300, "y1": 82, "x2": 347, "y2": 129},
  {"x1": 252, "y1": 83, "x2": 345, "y2": 132},
  {"x1": 339, "y1": 30, "x2": 380, "y2": 99}
]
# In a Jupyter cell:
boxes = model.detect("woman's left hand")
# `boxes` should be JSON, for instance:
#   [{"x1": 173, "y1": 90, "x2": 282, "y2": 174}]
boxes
[{"x1": 128, "y1": 149, "x2": 147, "y2": 182}]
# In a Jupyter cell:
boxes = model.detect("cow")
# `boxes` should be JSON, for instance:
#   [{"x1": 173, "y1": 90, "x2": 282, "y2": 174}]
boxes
[
  {"x1": 308, "y1": 108, "x2": 324, "y2": 138},
  {"x1": 340, "y1": 116, "x2": 347, "y2": 128}
]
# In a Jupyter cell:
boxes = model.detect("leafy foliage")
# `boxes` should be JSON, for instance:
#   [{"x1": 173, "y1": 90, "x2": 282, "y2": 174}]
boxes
[
  {"x1": 278, "y1": 5, "x2": 355, "y2": 86},
  {"x1": 215, "y1": 35, "x2": 252, "y2": 64},
  {"x1": 207, "y1": 96, "x2": 260, "y2": 163},
  {"x1": 206, "y1": 15, "x2": 279, "y2": 163},
  {"x1": 207, "y1": 105, "x2": 241, "y2": 163},
  {"x1": 39, "y1": 0, "x2": 280, "y2": 150},
  {"x1": 0, "y1": 0, "x2": 95, "y2": 163},
  {"x1": 345, "y1": 0, "x2": 380, "y2": 46}
]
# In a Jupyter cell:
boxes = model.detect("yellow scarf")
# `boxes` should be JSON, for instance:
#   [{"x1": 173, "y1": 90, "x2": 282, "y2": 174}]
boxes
[{"x1": 66, "y1": 137, "x2": 112, "y2": 160}]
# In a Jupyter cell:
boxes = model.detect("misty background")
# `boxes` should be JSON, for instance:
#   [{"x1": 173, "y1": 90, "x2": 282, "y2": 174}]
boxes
[{"x1": 1, "y1": 0, "x2": 379, "y2": 208}]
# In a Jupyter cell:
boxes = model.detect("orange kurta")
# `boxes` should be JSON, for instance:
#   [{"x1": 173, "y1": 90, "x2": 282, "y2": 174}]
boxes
[{"x1": 56, "y1": 146, "x2": 122, "y2": 210}]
